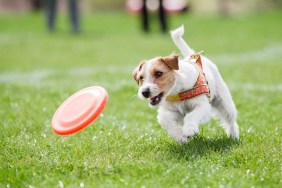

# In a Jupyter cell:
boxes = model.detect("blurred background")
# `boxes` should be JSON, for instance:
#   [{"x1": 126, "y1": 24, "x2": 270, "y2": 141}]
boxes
[
  {"x1": 1, "y1": 0, "x2": 282, "y2": 14},
  {"x1": 0, "y1": 0, "x2": 281, "y2": 35},
  {"x1": 0, "y1": 0, "x2": 281, "y2": 85},
  {"x1": 0, "y1": 0, "x2": 281, "y2": 92}
]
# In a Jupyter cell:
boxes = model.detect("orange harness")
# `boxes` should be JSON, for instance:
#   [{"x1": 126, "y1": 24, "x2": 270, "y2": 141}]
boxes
[{"x1": 166, "y1": 53, "x2": 210, "y2": 102}]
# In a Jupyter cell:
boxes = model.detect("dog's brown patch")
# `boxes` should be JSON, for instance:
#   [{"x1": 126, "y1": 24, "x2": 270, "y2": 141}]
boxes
[
  {"x1": 160, "y1": 54, "x2": 179, "y2": 70},
  {"x1": 132, "y1": 61, "x2": 146, "y2": 85},
  {"x1": 150, "y1": 58, "x2": 176, "y2": 94}
]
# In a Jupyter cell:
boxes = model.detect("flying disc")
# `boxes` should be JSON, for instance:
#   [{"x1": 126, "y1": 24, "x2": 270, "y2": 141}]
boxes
[{"x1": 52, "y1": 86, "x2": 108, "y2": 135}]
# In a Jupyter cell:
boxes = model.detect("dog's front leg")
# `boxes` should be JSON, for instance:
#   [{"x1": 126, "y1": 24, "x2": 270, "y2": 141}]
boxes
[
  {"x1": 157, "y1": 109, "x2": 187, "y2": 144},
  {"x1": 183, "y1": 100, "x2": 211, "y2": 138}
]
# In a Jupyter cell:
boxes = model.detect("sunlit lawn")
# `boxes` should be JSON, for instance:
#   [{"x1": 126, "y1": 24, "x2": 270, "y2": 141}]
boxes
[{"x1": 0, "y1": 10, "x2": 282, "y2": 187}]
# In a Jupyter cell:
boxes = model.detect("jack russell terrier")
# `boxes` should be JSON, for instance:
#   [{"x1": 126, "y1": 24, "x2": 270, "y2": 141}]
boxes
[{"x1": 132, "y1": 25, "x2": 239, "y2": 144}]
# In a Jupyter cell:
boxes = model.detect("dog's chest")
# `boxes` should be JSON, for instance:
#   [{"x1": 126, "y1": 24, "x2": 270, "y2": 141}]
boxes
[{"x1": 161, "y1": 100, "x2": 195, "y2": 116}]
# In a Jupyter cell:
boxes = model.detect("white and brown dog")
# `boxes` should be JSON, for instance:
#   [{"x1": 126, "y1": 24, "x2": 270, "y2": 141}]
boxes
[{"x1": 132, "y1": 25, "x2": 239, "y2": 144}]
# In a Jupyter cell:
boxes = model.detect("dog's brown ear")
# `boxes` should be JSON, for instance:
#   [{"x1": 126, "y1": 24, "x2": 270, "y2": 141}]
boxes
[
  {"x1": 132, "y1": 61, "x2": 145, "y2": 84},
  {"x1": 160, "y1": 54, "x2": 179, "y2": 70},
  {"x1": 132, "y1": 68, "x2": 138, "y2": 83}
]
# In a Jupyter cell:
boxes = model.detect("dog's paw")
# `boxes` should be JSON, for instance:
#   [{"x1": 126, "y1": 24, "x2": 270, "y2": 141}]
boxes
[
  {"x1": 167, "y1": 127, "x2": 188, "y2": 144},
  {"x1": 183, "y1": 124, "x2": 199, "y2": 138},
  {"x1": 173, "y1": 135, "x2": 188, "y2": 144}
]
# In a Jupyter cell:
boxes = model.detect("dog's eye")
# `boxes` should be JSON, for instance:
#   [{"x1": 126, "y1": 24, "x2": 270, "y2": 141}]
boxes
[
  {"x1": 138, "y1": 76, "x2": 144, "y2": 85},
  {"x1": 155, "y1": 71, "x2": 163, "y2": 78}
]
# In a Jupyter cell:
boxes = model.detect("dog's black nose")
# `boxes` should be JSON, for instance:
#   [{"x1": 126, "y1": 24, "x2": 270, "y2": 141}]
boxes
[{"x1": 142, "y1": 88, "x2": 150, "y2": 98}]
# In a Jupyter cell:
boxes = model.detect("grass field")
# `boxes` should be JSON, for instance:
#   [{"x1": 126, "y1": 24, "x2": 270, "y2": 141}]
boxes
[{"x1": 0, "y1": 10, "x2": 282, "y2": 188}]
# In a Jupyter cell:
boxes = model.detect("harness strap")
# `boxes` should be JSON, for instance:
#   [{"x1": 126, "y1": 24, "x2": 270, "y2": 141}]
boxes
[{"x1": 166, "y1": 53, "x2": 210, "y2": 102}]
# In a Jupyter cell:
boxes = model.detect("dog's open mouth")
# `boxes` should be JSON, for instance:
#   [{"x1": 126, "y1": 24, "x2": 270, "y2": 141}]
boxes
[{"x1": 150, "y1": 93, "x2": 163, "y2": 106}]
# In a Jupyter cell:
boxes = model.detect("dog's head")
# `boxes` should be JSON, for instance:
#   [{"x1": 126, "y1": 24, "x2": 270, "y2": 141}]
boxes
[{"x1": 132, "y1": 54, "x2": 179, "y2": 107}]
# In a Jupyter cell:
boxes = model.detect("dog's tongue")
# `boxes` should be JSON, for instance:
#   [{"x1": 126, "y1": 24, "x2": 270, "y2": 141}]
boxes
[
  {"x1": 150, "y1": 93, "x2": 163, "y2": 106},
  {"x1": 150, "y1": 97, "x2": 159, "y2": 105}
]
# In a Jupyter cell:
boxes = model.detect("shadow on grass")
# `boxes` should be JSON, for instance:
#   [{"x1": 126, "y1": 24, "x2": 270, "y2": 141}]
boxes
[{"x1": 162, "y1": 136, "x2": 240, "y2": 160}]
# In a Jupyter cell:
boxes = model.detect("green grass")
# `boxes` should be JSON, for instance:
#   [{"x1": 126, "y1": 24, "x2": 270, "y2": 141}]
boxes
[{"x1": 0, "y1": 10, "x2": 282, "y2": 187}]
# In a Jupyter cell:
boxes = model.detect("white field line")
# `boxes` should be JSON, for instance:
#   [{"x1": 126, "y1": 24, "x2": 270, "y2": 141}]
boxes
[
  {"x1": 211, "y1": 44, "x2": 282, "y2": 64},
  {"x1": 0, "y1": 45, "x2": 282, "y2": 91},
  {"x1": 0, "y1": 70, "x2": 53, "y2": 85},
  {"x1": 0, "y1": 69, "x2": 281, "y2": 93},
  {"x1": 228, "y1": 83, "x2": 282, "y2": 92}
]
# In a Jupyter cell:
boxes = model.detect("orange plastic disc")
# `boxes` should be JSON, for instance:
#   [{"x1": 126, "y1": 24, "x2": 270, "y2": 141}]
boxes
[{"x1": 52, "y1": 86, "x2": 108, "y2": 135}]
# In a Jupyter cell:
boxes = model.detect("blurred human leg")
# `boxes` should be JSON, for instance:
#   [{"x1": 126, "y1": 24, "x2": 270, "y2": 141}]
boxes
[
  {"x1": 45, "y1": 0, "x2": 57, "y2": 32},
  {"x1": 141, "y1": 0, "x2": 149, "y2": 32},
  {"x1": 159, "y1": 0, "x2": 167, "y2": 33},
  {"x1": 69, "y1": 0, "x2": 80, "y2": 33}
]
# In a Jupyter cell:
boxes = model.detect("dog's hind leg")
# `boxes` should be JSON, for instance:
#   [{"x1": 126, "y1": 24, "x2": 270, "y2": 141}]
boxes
[{"x1": 212, "y1": 80, "x2": 239, "y2": 139}]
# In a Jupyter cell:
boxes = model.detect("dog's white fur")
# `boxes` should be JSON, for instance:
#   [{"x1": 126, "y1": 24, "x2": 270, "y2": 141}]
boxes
[{"x1": 133, "y1": 25, "x2": 239, "y2": 144}]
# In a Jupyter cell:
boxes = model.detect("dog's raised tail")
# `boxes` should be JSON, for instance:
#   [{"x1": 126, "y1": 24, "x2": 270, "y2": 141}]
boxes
[{"x1": 170, "y1": 25, "x2": 194, "y2": 58}]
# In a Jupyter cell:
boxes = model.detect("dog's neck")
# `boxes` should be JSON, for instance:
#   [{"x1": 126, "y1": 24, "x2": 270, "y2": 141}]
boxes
[{"x1": 166, "y1": 60, "x2": 198, "y2": 97}]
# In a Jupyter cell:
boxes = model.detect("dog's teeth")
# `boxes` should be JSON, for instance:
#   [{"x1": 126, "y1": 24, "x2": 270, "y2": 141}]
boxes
[{"x1": 149, "y1": 93, "x2": 163, "y2": 106}]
